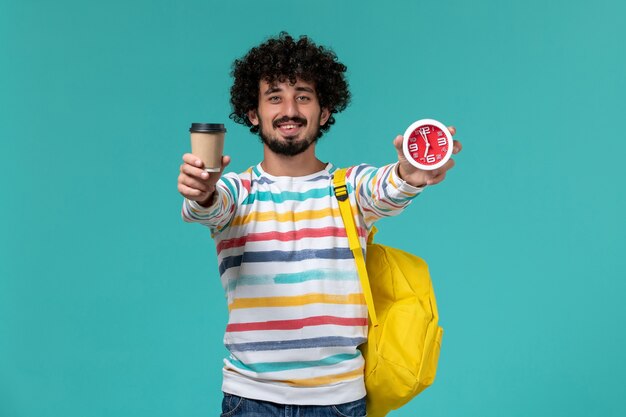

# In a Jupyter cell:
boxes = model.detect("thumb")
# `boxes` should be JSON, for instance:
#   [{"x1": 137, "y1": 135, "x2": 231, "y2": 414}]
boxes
[
  {"x1": 207, "y1": 155, "x2": 231, "y2": 184},
  {"x1": 392, "y1": 135, "x2": 405, "y2": 159},
  {"x1": 217, "y1": 155, "x2": 231, "y2": 177},
  {"x1": 221, "y1": 155, "x2": 231, "y2": 171}
]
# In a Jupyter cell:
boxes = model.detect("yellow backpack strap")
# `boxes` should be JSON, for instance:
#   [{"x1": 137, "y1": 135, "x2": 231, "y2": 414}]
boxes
[{"x1": 333, "y1": 168, "x2": 379, "y2": 327}]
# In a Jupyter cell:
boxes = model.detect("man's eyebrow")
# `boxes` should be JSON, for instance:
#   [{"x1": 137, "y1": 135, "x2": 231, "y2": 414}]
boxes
[
  {"x1": 295, "y1": 86, "x2": 315, "y2": 93},
  {"x1": 263, "y1": 86, "x2": 282, "y2": 95},
  {"x1": 262, "y1": 85, "x2": 316, "y2": 95}
]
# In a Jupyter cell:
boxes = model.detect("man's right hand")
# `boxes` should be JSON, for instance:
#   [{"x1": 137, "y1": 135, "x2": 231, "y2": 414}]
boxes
[{"x1": 178, "y1": 153, "x2": 231, "y2": 207}]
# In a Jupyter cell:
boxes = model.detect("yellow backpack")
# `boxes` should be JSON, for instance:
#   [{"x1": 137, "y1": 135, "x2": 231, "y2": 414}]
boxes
[{"x1": 333, "y1": 168, "x2": 444, "y2": 417}]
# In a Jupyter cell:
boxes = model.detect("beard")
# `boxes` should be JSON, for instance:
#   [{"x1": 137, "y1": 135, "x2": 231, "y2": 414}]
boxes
[{"x1": 258, "y1": 115, "x2": 321, "y2": 157}]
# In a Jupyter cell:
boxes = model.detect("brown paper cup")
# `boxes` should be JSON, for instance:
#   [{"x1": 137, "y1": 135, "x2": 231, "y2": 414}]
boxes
[{"x1": 189, "y1": 123, "x2": 226, "y2": 172}]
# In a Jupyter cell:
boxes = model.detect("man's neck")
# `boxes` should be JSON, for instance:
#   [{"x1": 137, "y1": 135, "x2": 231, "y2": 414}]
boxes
[{"x1": 261, "y1": 145, "x2": 326, "y2": 177}]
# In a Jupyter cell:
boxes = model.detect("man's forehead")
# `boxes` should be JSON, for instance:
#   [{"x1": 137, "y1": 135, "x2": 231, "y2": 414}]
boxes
[{"x1": 260, "y1": 77, "x2": 316, "y2": 91}]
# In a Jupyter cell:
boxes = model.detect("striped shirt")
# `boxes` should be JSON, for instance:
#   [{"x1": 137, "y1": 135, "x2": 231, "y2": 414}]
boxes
[{"x1": 182, "y1": 162, "x2": 422, "y2": 405}]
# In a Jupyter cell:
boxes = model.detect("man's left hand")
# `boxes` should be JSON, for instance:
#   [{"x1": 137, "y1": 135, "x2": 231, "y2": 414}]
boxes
[{"x1": 393, "y1": 126, "x2": 462, "y2": 187}]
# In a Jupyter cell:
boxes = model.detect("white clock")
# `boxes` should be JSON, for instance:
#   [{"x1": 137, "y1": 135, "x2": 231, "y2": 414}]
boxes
[{"x1": 402, "y1": 119, "x2": 453, "y2": 171}]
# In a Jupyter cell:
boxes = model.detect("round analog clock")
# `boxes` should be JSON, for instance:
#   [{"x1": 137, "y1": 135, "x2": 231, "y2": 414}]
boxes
[{"x1": 402, "y1": 119, "x2": 453, "y2": 171}]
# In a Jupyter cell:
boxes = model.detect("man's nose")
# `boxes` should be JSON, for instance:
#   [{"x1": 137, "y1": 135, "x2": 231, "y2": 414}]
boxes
[{"x1": 281, "y1": 97, "x2": 299, "y2": 118}]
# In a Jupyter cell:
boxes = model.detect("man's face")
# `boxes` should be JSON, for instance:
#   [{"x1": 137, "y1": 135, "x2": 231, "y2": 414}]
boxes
[{"x1": 248, "y1": 78, "x2": 330, "y2": 156}]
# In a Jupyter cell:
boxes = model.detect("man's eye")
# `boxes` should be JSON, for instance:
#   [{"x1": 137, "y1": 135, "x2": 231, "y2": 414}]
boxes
[
  {"x1": 269, "y1": 96, "x2": 280, "y2": 102},
  {"x1": 297, "y1": 96, "x2": 311, "y2": 101}
]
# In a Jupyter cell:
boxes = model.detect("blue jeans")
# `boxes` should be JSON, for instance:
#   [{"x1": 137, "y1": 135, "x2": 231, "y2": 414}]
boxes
[{"x1": 220, "y1": 393, "x2": 367, "y2": 417}]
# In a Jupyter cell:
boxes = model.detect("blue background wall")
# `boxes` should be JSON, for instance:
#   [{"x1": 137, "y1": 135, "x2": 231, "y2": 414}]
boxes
[{"x1": 1, "y1": 0, "x2": 625, "y2": 416}]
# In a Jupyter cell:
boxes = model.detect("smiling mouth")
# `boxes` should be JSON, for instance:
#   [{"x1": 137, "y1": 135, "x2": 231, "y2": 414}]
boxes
[
  {"x1": 275, "y1": 120, "x2": 305, "y2": 137},
  {"x1": 278, "y1": 123, "x2": 301, "y2": 131}
]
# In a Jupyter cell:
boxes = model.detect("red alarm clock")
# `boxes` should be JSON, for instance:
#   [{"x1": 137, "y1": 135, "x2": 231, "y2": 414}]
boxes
[{"x1": 402, "y1": 119, "x2": 453, "y2": 171}]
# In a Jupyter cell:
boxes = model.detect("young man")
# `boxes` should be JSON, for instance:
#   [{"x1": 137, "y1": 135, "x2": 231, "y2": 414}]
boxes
[{"x1": 178, "y1": 33, "x2": 461, "y2": 416}]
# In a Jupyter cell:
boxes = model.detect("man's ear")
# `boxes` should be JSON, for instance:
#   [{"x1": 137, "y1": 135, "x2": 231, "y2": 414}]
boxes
[
  {"x1": 247, "y1": 109, "x2": 259, "y2": 126},
  {"x1": 320, "y1": 108, "x2": 331, "y2": 126}
]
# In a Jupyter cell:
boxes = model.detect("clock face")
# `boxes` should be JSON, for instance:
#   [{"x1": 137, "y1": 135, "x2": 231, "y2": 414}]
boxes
[{"x1": 402, "y1": 119, "x2": 453, "y2": 171}]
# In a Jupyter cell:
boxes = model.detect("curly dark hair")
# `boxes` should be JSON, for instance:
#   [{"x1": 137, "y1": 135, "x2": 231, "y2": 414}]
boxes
[{"x1": 229, "y1": 32, "x2": 351, "y2": 137}]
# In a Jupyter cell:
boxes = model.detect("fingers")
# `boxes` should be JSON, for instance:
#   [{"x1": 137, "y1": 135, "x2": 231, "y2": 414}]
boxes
[
  {"x1": 452, "y1": 139, "x2": 462, "y2": 154},
  {"x1": 182, "y1": 153, "x2": 231, "y2": 177},
  {"x1": 426, "y1": 158, "x2": 455, "y2": 185},
  {"x1": 427, "y1": 171, "x2": 446, "y2": 186},
  {"x1": 178, "y1": 171, "x2": 211, "y2": 192},
  {"x1": 179, "y1": 153, "x2": 231, "y2": 202},
  {"x1": 427, "y1": 166, "x2": 449, "y2": 185},
  {"x1": 203, "y1": 155, "x2": 231, "y2": 184},
  {"x1": 179, "y1": 153, "x2": 211, "y2": 200},
  {"x1": 182, "y1": 153, "x2": 206, "y2": 169},
  {"x1": 442, "y1": 157, "x2": 455, "y2": 173},
  {"x1": 178, "y1": 182, "x2": 209, "y2": 199},
  {"x1": 446, "y1": 126, "x2": 462, "y2": 154},
  {"x1": 180, "y1": 160, "x2": 210, "y2": 180}
]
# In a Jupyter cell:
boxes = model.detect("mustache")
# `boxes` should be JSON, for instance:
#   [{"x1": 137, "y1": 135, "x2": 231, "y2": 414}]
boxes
[{"x1": 273, "y1": 116, "x2": 307, "y2": 128}]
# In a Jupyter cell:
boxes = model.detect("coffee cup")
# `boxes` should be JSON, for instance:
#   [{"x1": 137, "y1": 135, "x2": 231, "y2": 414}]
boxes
[{"x1": 189, "y1": 123, "x2": 226, "y2": 172}]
